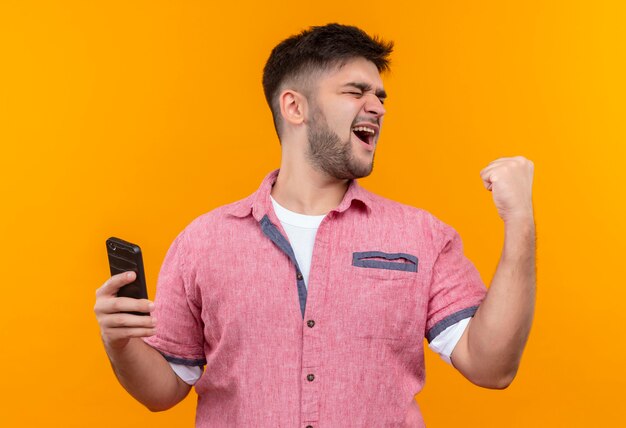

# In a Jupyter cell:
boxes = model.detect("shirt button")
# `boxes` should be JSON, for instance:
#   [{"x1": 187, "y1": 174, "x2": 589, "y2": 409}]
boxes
[
  {"x1": 307, "y1": 320, "x2": 315, "y2": 328},
  {"x1": 307, "y1": 374, "x2": 315, "y2": 382},
  {"x1": 296, "y1": 272, "x2": 303, "y2": 281}
]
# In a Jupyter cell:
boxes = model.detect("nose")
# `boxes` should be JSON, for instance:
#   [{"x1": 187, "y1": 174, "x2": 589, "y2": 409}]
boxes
[{"x1": 364, "y1": 93, "x2": 386, "y2": 117}]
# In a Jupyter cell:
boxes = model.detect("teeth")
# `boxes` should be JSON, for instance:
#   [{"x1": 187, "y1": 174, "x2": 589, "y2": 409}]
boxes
[{"x1": 352, "y1": 126, "x2": 376, "y2": 134}]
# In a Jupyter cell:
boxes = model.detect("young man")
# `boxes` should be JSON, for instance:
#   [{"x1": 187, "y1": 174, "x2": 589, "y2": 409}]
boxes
[{"x1": 95, "y1": 24, "x2": 535, "y2": 427}]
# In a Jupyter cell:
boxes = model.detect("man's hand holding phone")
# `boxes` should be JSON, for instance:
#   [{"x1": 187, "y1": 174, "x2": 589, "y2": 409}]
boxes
[
  {"x1": 94, "y1": 271, "x2": 191, "y2": 409},
  {"x1": 94, "y1": 271, "x2": 156, "y2": 351},
  {"x1": 94, "y1": 238, "x2": 192, "y2": 409}
]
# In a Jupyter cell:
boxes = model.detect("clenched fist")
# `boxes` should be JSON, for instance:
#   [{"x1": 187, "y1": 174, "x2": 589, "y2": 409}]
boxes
[{"x1": 480, "y1": 156, "x2": 534, "y2": 224}]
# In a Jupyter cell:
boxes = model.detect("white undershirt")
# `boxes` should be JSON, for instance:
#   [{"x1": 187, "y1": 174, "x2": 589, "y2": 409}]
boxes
[
  {"x1": 270, "y1": 195, "x2": 326, "y2": 289},
  {"x1": 169, "y1": 196, "x2": 471, "y2": 384}
]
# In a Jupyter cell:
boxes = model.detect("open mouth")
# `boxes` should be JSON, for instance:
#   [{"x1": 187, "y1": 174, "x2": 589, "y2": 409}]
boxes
[{"x1": 352, "y1": 125, "x2": 376, "y2": 146}]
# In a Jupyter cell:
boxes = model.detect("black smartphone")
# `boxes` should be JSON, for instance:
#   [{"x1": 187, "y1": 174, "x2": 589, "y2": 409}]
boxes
[{"x1": 106, "y1": 237, "x2": 149, "y2": 315}]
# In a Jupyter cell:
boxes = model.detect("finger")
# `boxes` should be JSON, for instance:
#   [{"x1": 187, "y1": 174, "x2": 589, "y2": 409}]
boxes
[
  {"x1": 95, "y1": 297, "x2": 154, "y2": 316},
  {"x1": 100, "y1": 312, "x2": 157, "y2": 329},
  {"x1": 480, "y1": 158, "x2": 507, "y2": 173},
  {"x1": 104, "y1": 327, "x2": 157, "y2": 341},
  {"x1": 479, "y1": 164, "x2": 496, "y2": 180},
  {"x1": 480, "y1": 160, "x2": 503, "y2": 176},
  {"x1": 480, "y1": 160, "x2": 510, "y2": 187},
  {"x1": 480, "y1": 169, "x2": 497, "y2": 191},
  {"x1": 96, "y1": 271, "x2": 137, "y2": 298},
  {"x1": 481, "y1": 156, "x2": 523, "y2": 175}
]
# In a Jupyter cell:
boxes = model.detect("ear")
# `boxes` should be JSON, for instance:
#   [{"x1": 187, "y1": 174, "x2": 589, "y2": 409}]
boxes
[{"x1": 279, "y1": 89, "x2": 308, "y2": 127}]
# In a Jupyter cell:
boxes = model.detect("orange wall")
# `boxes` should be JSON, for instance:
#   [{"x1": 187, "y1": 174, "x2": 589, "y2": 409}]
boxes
[{"x1": 1, "y1": 1, "x2": 625, "y2": 426}]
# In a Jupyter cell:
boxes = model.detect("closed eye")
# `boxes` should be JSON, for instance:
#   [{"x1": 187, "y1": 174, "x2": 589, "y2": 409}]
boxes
[{"x1": 344, "y1": 91, "x2": 385, "y2": 105}]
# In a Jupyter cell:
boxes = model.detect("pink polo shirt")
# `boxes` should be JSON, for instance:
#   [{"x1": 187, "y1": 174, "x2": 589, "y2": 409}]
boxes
[{"x1": 143, "y1": 169, "x2": 486, "y2": 427}]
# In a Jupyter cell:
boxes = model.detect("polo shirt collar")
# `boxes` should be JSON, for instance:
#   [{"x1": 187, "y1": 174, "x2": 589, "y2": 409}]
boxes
[{"x1": 227, "y1": 169, "x2": 373, "y2": 220}]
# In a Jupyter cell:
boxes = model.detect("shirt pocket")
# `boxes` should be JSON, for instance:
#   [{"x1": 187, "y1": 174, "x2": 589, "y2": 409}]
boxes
[
  {"x1": 348, "y1": 251, "x2": 420, "y2": 340},
  {"x1": 352, "y1": 251, "x2": 418, "y2": 280}
]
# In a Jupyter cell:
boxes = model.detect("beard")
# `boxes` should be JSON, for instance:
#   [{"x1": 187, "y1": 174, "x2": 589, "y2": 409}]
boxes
[{"x1": 305, "y1": 105, "x2": 375, "y2": 180}]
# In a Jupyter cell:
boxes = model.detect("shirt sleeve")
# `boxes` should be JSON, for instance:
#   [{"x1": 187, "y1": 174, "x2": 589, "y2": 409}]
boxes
[
  {"x1": 425, "y1": 223, "x2": 486, "y2": 344},
  {"x1": 428, "y1": 317, "x2": 471, "y2": 364},
  {"x1": 169, "y1": 362, "x2": 204, "y2": 385},
  {"x1": 142, "y1": 230, "x2": 206, "y2": 366}
]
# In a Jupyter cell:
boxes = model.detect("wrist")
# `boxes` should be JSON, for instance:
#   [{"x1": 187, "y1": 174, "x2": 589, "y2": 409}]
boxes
[
  {"x1": 501, "y1": 216, "x2": 536, "y2": 262},
  {"x1": 503, "y1": 212, "x2": 535, "y2": 229}
]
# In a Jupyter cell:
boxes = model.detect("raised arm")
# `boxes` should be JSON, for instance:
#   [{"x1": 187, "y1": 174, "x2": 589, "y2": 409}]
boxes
[
  {"x1": 451, "y1": 156, "x2": 536, "y2": 389},
  {"x1": 94, "y1": 271, "x2": 192, "y2": 410}
]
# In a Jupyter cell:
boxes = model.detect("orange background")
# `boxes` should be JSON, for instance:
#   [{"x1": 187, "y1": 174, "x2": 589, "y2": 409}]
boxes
[{"x1": 1, "y1": 1, "x2": 625, "y2": 426}]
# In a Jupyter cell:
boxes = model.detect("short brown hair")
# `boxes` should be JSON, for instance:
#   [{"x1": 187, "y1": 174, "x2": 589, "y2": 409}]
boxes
[{"x1": 262, "y1": 23, "x2": 394, "y2": 138}]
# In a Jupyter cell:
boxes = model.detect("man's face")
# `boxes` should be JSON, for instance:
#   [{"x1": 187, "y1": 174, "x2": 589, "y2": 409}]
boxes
[{"x1": 304, "y1": 57, "x2": 386, "y2": 180}]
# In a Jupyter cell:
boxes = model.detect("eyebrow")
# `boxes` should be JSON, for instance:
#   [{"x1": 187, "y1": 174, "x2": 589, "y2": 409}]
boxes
[{"x1": 343, "y1": 82, "x2": 387, "y2": 100}]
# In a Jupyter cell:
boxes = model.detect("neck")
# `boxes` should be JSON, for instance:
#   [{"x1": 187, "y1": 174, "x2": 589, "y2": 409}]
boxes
[{"x1": 271, "y1": 158, "x2": 350, "y2": 216}]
